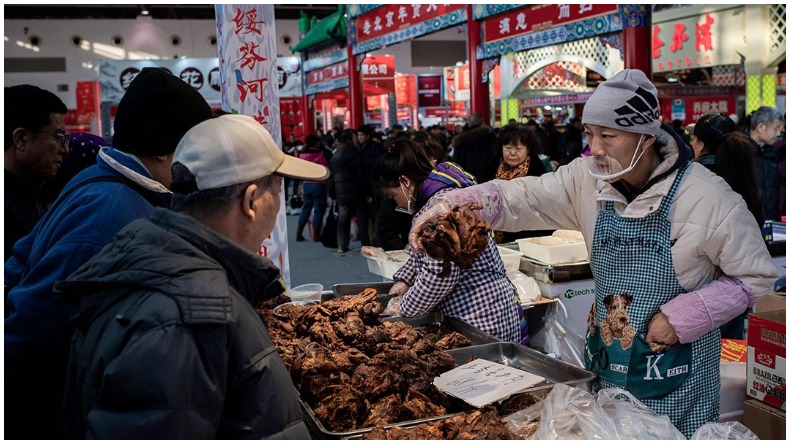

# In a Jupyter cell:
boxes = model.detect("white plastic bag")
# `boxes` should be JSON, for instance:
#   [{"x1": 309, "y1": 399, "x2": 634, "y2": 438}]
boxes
[
  {"x1": 596, "y1": 387, "x2": 685, "y2": 439},
  {"x1": 529, "y1": 303, "x2": 585, "y2": 367},
  {"x1": 691, "y1": 421, "x2": 759, "y2": 440},
  {"x1": 508, "y1": 272, "x2": 542, "y2": 303},
  {"x1": 532, "y1": 383, "x2": 618, "y2": 439}
]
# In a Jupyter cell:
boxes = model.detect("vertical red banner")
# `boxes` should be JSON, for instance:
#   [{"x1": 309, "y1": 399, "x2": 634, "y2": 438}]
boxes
[{"x1": 76, "y1": 80, "x2": 96, "y2": 126}]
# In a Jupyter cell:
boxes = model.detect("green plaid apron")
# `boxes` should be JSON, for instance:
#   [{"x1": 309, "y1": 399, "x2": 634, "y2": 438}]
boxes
[{"x1": 584, "y1": 163, "x2": 720, "y2": 438}]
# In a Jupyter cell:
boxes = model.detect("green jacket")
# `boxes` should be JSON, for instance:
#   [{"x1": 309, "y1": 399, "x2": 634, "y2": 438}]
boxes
[{"x1": 56, "y1": 208, "x2": 310, "y2": 439}]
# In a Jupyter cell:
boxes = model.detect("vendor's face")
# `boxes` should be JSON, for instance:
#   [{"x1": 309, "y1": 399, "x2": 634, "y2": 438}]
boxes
[
  {"x1": 585, "y1": 124, "x2": 655, "y2": 182},
  {"x1": 502, "y1": 140, "x2": 529, "y2": 168}
]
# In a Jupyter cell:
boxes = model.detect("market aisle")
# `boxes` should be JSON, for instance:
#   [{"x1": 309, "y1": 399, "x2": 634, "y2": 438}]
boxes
[{"x1": 285, "y1": 213, "x2": 385, "y2": 289}]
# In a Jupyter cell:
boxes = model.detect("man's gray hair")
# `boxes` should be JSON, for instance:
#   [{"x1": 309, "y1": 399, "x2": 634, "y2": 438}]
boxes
[
  {"x1": 750, "y1": 106, "x2": 783, "y2": 130},
  {"x1": 170, "y1": 162, "x2": 274, "y2": 213}
]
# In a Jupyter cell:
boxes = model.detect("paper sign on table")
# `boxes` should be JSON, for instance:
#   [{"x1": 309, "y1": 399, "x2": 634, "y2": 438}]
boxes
[{"x1": 433, "y1": 359, "x2": 545, "y2": 408}]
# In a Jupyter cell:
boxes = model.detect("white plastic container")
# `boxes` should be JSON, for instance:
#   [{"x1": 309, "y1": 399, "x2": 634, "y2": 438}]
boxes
[
  {"x1": 517, "y1": 234, "x2": 588, "y2": 265},
  {"x1": 719, "y1": 361, "x2": 747, "y2": 423},
  {"x1": 364, "y1": 252, "x2": 406, "y2": 280},
  {"x1": 497, "y1": 246, "x2": 523, "y2": 275},
  {"x1": 287, "y1": 283, "x2": 324, "y2": 302}
]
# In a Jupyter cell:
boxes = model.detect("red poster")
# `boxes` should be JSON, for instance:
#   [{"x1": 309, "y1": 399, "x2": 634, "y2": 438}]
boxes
[
  {"x1": 362, "y1": 55, "x2": 396, "y2": 95},
  {"x1": 417, "y1": 75, "x2": 443, "y2": 108},
  {"x1": 483, "y1": 4, "x2": 618, "y2": 43},
  {"x1": 366, "y1": 94, "x2": 384, "y2": 111},
  {"x1": 356, "y1": 4, "x2": 465, "y2": 43},
  {"x1": 75, "y1": 80, "x2": 96, "y2": 125},
  {"x1": 306, "y1": 61, "x2": 347, "y2": 86},
  {"x1": 395, "y1": 74, "x2": 416, "y2": 107},
  {"x1": 662, "y1": 96, "x2": 735, "y2": 125}
]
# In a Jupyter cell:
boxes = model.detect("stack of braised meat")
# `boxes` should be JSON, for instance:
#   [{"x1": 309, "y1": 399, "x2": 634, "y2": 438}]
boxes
[
  {"x1": 259, "y1": 288, "x2": 473, "y2": 433},
  {"x1": 361, "y1": 407, "x2": 517, "y2": 440},
  {"x1": 416, "y1": 204, "x2": 491, "y2": 277}
]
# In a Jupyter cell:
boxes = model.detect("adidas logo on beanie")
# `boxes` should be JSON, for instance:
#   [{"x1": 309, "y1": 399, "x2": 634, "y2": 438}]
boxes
[{"x1": 582, "y1": 69, "x2": 661, "y2": 135}]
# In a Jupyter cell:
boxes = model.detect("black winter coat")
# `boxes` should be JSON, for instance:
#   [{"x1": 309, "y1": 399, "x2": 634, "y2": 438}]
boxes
[
  {"x1": 56, "y1": 208, "x2": 310, "y2": 440},
  {"x1": 329, "y1": 143, "x2": 366, "y2": 206}
]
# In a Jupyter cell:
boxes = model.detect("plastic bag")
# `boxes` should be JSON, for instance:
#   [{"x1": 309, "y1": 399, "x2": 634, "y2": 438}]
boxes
[
  {"x1": 529, "y1": 303, "x2": 585, "y2": 367},
  {"x1": 508, "y1": 272, "x2": 542, "y2": 303},
  {"x1": 382, "y1": 296, "x2": 401, "y2": 316},
  {"x1": 532, "y1": 383, "x2": 617, "y2": 440},
  {"x1": 691, "y1": 422, "x2": 759, "y2": 440},
  {"x1": 503, "y1": 397, "x2": 544, "y2": 439},
  {"x1": 596, "y1": 387, "x2": 685, "y2": 440}
]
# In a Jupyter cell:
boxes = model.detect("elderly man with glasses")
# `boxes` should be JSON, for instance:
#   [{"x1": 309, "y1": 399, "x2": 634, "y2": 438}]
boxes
[{"x1": 4, "y1": 84, "x2": 69, "y2": 260}]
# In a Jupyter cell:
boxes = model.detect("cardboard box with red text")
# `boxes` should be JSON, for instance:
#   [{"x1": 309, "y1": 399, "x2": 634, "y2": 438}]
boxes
[
  {"x1": 746, "y1": 310, "x2": 786, "y2": 411},
  {"x1": 743, "y1": 399, "x2": 786, "y2": 440}
]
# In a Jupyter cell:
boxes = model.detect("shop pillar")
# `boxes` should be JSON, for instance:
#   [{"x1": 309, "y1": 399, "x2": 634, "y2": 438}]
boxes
[
  {"x1": 622, "y1": 7, "x2": 651, "y2": 73},
  {"x1": 347, "y1": 46, "x2": 364, "y2": 129},
  {"x1": 467, "y1": 5, "x2": 490, "y2": 125}
]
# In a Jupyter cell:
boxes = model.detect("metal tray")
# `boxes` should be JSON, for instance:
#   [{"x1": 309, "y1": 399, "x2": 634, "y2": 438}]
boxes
[
  {"x1": 519, "y1": 256, "x2": 592, "y2": 283},
  {"x1": 446, "y1": 342, "x2": 595, "y2": 393}
]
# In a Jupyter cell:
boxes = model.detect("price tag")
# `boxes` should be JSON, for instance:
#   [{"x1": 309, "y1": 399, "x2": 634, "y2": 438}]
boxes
[{"x1": 433, "y1": 359, "x2": 545, "y2": 407}]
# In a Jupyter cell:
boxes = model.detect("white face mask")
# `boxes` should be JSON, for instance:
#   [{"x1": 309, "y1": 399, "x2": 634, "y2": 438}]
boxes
[
  {"x1": 395, "y1": 181, "x2": 416, "y2": 214},
  {"x1": 587, "y1": 134, "x2": 646, "y2": 183}
]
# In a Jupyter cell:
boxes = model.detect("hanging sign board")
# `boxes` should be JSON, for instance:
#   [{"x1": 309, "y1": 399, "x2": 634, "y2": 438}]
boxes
[
  {"x1": 362, "y1": 55, "x2": 396, "y2": 95},
  {"x1": 483, "y1": 4, "x2": 618, "y2": 44},
  {"x1": 98, "y1": 58, "x2": 221, "y2": 104},
  {"x1": 455, "y1": 64, "x2": 471, "y2": 101},
  {"x1": 215, "y1": 4, "x2": 292, "y2": 285}
]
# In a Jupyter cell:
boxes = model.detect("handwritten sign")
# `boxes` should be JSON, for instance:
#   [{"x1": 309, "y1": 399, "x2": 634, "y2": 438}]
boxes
[{"x1": 433, "y1": 359, "x2": 544, "y2": 408}]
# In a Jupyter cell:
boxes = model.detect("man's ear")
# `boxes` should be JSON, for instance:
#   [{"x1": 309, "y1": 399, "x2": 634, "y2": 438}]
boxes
[
  {"x1": 12, "y1": 128, "x2": 28, "y2": 150},
  {"x1": 154, "y1": 153, "x2": 174, "y2": 164},
  {"x1": 241, "y1": 183, "x2": 259, "y2": 221}
]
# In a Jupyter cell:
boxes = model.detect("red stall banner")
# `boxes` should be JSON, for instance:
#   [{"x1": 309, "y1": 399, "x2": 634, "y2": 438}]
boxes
[
  {"x1": 418, "y1": 74, "x2": 443, "y2": 108},
  {"x1": 366, "y1": 94, "x2": 384, "y2": 112},
  {"x1": 356, "y1": 4, "x2": 465, "y2": 44},
  {"x1": 455, "y1": 64, "x2": 470, "y2": 101},
  {"x1": 662, "y1": 96, "x2": 736, "y2": 125},
  {"x1": 362, "y1": 55, "x2": 395, "y2": 95},
  {"x1": 306, "y1": 61, "x2": 347, "y2": 87},
  {"x1": 484, "y1": 4, "x2": 618, "y2": 43},
  {"x1": 395, "y1": 74, "x2": 416, "y2": 107},
  {"x1": 75, "y1": 80, "x2": 97, "y2": 125}
]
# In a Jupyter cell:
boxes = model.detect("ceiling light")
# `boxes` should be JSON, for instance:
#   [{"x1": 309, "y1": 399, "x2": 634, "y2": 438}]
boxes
[
  {"x1": 140, "y1": 5, "x2": 150, "y2": 16},
  {"x1": 666, "y1": 75, "x2": 679, "y2": 83}
]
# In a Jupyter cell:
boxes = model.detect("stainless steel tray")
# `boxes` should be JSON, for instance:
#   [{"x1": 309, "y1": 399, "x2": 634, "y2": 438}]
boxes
[{"x1": 446, "y1": 342, "x2": 595, "y2": 393}]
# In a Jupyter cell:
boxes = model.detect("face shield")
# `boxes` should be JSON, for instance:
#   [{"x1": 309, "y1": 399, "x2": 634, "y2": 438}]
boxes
[{"x1": 586, "y1": 134, "x2": 646, "y2": 183}]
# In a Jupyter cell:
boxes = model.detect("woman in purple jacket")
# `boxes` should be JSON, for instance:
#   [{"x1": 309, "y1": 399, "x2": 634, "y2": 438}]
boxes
[{"x1": 295, "y1": 135, "x2": 331, "y2": 241}]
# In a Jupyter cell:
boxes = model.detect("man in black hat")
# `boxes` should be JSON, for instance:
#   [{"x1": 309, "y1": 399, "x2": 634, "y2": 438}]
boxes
[{"x1": 4, "y1": 68, "x2": 213, "y2": 439}]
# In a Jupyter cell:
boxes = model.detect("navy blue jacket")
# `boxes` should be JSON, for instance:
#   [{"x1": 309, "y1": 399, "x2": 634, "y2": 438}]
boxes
[{"x1": 4, "y1": 147, "x2": 171, "y2": 439}]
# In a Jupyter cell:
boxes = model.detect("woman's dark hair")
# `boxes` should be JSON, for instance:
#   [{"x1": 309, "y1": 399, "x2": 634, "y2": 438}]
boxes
[
  {"x1": 411, "y1": 131, "x2": 448, "y2": 163},
  {"x1": 305, "y1": 134, "x2": 320, "y2": 147},
  {"x1": 694, "y1": 113, "x2": 736, "y2": 153},
  {"x1": 492, "y1": 123, "x2": 544, "y2": 160},
  {"x1": 372, "y1": 138, "x2": 433, "y2": 190}
]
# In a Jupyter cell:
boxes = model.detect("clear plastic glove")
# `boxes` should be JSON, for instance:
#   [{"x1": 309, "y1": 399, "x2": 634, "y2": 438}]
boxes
[
  {"x1": 383, "y1": 296, "x2": 402, "y2": 316},
  {"x1": 408, "y1": 182, "x2": 505, "y2": 253},
  {"x1": 389, "y1": 281, "x2": 410, "y2": 296}
]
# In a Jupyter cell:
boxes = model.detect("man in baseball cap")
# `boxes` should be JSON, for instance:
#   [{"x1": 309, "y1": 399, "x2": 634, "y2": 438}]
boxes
[{"x1": 57, "y1": 114, "x2": 326, "y2": 439}]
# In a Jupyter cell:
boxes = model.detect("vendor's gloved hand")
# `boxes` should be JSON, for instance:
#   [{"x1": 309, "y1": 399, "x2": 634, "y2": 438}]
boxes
[
  {"x1": 646, "y1": 312, "x2": 679, "y2": 346},
  {"x1": 383, "y1": 296, "x2": 402, "y2": 316},
  {"x1": 389, "y1": 281, "x2": 410, "y2": 296},
  {"x1": 408, "y1": 182, "x2": 505, "y2": 253}
]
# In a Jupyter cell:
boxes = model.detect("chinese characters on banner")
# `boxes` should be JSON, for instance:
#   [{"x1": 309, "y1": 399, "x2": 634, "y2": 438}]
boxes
[
  {"x1": 362, "y1": 55, "x2": 396, "y2": 96},
  {"x1": 75, "y1": 81, "x2": 97, "y2": 128},
  {"x1": 306, "y1": 62, "x2": 347, "y2": 87},
  {"x1": 395, "y1": 74, "x2": 416, "y2": 107},
  {"x1": 215, "y1": 4, "x2": 292, "y2": 285},
  {"x1": 356, "y1": 4, "x2": 465, "y2": 43},
  {"x1": 483, "y1": 4, "x2": 618, "y2": 43},
  {"x1": 651, "y1": 9, "x2": 744, "y2": 73},
  {"x1": 454, "y1": 64, "x2": 471, "y2": 101},
  {"x1": 663, "y1": 97, "x2": 735, "y2": 125}
]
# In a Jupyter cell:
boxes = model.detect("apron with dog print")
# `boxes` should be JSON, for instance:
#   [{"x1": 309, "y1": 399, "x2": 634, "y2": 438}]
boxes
[{"x1": 584, "y1": 163, "x2": 720, "y2": 438}]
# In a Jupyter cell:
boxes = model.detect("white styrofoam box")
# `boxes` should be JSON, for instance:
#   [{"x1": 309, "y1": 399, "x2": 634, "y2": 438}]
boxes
[
  {"x1": 497, "y1": 246, "x2": 523, "y2": 275},
  {"x1": 364, "y1": 255, "x2": 406, "y2": 280},
  {"x1": 517, "y1": 235, "x2": 588, "y2": 265},
  {"x1": 720, "y1": 362, "x2": 747, "y2": 417}
]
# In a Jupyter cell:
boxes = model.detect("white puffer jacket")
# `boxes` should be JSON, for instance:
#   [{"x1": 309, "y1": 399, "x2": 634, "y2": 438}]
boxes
[{"x1": 493, "y1": 130, "x2": 776, "y2": 298}]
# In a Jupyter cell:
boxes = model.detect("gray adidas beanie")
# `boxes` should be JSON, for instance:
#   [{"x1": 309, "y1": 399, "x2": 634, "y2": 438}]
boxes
[{"x1": 583, "y1": 69, "x2": 661, "y2": 135}]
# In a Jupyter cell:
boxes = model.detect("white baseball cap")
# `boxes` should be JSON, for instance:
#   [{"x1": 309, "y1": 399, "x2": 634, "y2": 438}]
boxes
[{"x1": 172, "y1": 114, "x2": 329, "y2": 192}]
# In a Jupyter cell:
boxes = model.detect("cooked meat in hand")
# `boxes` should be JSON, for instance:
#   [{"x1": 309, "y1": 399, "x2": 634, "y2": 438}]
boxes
[{"x1": 417, "y1": 204, "x2": 491, "y2": 277}]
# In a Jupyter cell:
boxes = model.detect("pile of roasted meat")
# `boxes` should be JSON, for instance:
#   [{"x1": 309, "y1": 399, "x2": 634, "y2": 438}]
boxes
[
  {"x1": 361, "y1": 407, "x2": 517, "y2": 440},
  {"x1": 416, "y1": 204, "x2": 491, "y2": 277},
  {"x1": 259, "y1": 288, "x2": 473, "y2": 433}
]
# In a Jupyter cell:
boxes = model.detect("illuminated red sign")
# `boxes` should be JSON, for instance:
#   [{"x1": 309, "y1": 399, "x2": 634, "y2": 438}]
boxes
[
  {"x1": 306, "y1": 61, "x2": 347, "y2": 86},
  {"x1": 417, "y1": 75, "x2": 443, "y2": 108}
]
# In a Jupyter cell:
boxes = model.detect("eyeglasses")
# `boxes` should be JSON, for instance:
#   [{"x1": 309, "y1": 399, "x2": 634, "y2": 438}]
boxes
[{"x1": 39, "y1": 130, "x2": 69, "y2": 151}]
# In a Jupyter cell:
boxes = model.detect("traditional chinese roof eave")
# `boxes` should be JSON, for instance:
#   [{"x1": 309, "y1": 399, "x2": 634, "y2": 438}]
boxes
[{"x1": 290, "y1": 6, "x2": 347, "y2": 54}]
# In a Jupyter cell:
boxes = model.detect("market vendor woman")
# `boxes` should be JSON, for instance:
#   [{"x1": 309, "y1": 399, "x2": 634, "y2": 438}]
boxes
[
  {"x1": 372, "y1": 139, "x2": 524, "y2": 343},
  {"x1": 410, "y1": 69, "x2": 776, "y2": 437}
]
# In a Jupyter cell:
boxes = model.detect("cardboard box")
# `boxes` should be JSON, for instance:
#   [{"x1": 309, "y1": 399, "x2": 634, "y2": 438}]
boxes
[
  {"x1": 743, "y1": 398, "x2": 786, "y2": 440},
  {"x1": 746, "y1": 310, "x2": 786, "y2": 411},
  {"x1": 754, "y1": 292, "x2": 787, "y2": 314}
]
